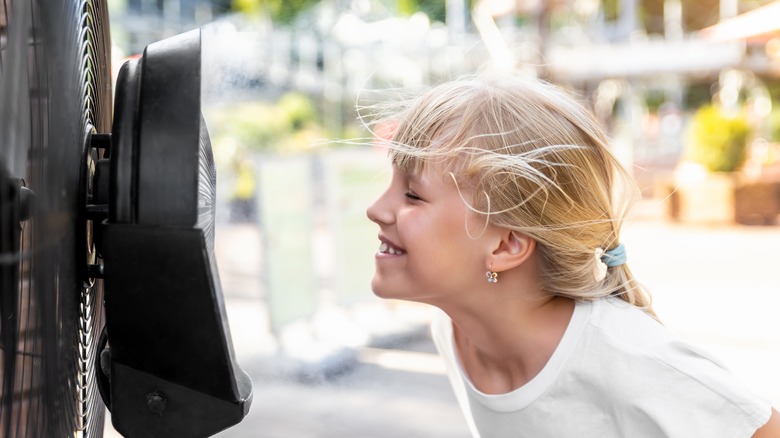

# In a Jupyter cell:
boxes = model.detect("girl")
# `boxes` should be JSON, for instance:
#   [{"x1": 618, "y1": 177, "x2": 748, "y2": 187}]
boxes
[{"x1": 366, "y1": 75, "x2": 779, "y2": 437}]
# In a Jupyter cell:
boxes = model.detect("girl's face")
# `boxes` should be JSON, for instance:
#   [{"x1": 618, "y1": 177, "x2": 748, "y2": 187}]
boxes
[{"x1": 366, "y1": 161, "x2": 491, "y2": 304}]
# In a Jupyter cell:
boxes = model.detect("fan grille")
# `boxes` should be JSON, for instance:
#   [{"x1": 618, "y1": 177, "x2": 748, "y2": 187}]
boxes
[{"x1": 0, "y1": 0, "x2": 111, "y2": 436}]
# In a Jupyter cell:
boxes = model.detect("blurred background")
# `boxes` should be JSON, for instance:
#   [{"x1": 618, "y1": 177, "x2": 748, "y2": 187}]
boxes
[{"x1": 104, "y1": 0, "x2": 780, "y2": 436}]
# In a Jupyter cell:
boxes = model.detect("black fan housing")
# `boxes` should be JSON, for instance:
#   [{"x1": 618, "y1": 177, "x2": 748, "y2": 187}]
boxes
[{"x1": 94, "y1": 28, "x2": 252, "y2": 438}]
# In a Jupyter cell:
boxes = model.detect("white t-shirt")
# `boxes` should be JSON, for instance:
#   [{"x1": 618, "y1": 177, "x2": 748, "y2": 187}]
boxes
[{"x1": 431, "y1": 297, "x2": 772, "y2": 437}]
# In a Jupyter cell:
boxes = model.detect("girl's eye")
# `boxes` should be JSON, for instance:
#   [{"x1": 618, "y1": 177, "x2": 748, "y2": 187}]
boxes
[{"x1": 404, "y1": 191, "x2": 423, "y2": 202}]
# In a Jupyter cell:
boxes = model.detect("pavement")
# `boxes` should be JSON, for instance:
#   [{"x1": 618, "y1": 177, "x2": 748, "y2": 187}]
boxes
[{"x1": 104, "y1": 199, "x2": 780, "y2": 437}]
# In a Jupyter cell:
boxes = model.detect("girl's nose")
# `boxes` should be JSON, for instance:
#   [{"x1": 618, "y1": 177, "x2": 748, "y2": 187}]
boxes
[{"x1": 366, "y1": 190, "x2": 393, "y2": 226}]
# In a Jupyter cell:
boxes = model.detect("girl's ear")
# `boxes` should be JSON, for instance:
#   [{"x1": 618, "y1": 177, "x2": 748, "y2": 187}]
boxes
[{"x1": 488, "y1": 230, "x2": 536, "y2": 271}]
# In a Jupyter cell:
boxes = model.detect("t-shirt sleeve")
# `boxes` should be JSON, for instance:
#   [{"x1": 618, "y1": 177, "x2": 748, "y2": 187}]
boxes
[
  {"x1": 585, "y1": 325, "x2": 773, "y2": 437},
  {"x1": 651, "y1": 339, "x2": 772, "y2": 436}
]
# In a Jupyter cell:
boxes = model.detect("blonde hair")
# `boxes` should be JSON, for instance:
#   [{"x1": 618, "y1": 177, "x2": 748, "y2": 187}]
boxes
[{"x1": 369, "y1": 74, "x2": 654, "y2": 316}]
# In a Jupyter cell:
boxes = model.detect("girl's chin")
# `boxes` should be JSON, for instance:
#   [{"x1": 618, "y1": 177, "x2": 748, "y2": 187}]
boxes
[
  {"x1": 371, "y1": 283, "x2": 428, "y2": 304},
  {"x1": 370, "y1": 279, "x2": 405, "y2": 300},
  {"x1": 370, "y1": 283, "x2": 393, "y2": 299}
]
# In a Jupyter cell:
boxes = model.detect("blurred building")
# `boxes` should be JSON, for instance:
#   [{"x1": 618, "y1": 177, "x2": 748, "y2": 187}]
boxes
[
  {"x1": 533, "y1": 0, "x2": 780, "y2": 190},
  {"x1": 111, "y1": 0, "x2": 231, "y2": 54}
]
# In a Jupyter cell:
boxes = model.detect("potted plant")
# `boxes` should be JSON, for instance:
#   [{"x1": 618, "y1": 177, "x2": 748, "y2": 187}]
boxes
[
  {"x1": 671, "y1": 104, "x2": 751, "y2": 223},
  {"x1": 686, "y1": 104, "x2": 751, "y2": 173}
]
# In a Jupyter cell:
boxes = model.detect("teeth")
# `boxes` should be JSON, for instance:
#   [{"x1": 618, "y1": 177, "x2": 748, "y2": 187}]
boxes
[{"x1": 378, "y1": 241, "x2": 404, "y2": 255}]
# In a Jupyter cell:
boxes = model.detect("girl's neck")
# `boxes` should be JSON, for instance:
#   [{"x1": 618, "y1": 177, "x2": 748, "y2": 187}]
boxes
[{"x1": 444, "y1": 292, "x2": 575, "y2": 395}]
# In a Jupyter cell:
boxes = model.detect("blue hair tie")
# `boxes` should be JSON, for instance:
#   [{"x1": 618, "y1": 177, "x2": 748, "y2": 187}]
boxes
[{"x1": 601, "y1": 243, "x2": 627, "y2": 268}]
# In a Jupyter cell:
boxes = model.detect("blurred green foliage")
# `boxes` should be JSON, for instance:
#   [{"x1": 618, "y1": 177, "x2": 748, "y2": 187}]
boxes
[
  {"x1": 231, "y1": 0, "x2": 319, "y2": 23},
  {"x1": 686, "y1": 105, "x2": 751, "y2": 172},
  {"x1": 208, "y1": 92, "x2": 325, "y2": 154},
  {"x1": 398, "y1": 0, "x2": 447, "y2": 22},
  {"x1": 684, "y1": 83, "x2": 713, "y2": 110},
  {"x1": 769, "y1": 107, "x2": 780, "y2": 142},
  {"x1": 643, "y1": 89, "x2": 666, "y2": 113},
  {"x1": 233, "y1": 0, "x2": 453, "y2": 24},
  {"x1": 602, "y1": 0, "x2": 620, "y2": 21},
  {"x1": 278, "y1": 92, "x2": 317, "y2": 130}
]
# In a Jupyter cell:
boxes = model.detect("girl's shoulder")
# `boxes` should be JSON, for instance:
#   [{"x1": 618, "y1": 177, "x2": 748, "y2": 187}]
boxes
[
  {"x1": 587, "y1": 297, "x2": 669, "y2": 346},
  {"x1": 573, "y1": 297, "x2": 772, "y2": 431},
  {"x1": 584, "y1": 297, "x2": 730, "y2": 381}
]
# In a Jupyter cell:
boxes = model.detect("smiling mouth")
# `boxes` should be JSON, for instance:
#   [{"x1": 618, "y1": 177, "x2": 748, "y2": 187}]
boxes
[{"x1": 378, "y1": 241, "x2": 406, "y2": 255}]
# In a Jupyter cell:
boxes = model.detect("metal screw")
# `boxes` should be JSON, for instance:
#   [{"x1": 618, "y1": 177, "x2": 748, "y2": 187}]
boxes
[{"x1": 146, "y1": 392, "x2": 167, "y2": 416}]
